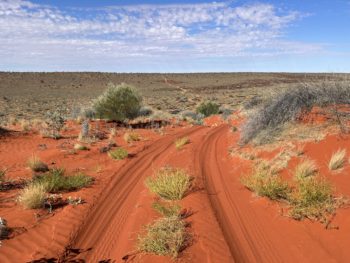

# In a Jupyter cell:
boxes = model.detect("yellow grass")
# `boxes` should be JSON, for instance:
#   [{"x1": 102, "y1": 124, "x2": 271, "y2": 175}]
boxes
[
  {"x1": 328, "y1": 149, "x2": 346, "y2": 171},
  {"x1": 175, "y1": 137, "x2": 190, "y2": 150}
]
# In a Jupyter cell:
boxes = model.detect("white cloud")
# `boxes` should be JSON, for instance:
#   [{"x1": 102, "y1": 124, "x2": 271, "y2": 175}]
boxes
[{"x1": 0, "y1": 0, "x2": 324, "y2": 71}]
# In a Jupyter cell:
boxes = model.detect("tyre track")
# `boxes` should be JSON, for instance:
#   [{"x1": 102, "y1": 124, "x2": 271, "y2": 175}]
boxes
[
  {"x1": 64, "y1": 126, "x2": 205, "y2": 262},
  {"x1": 195, "y1": 125, "x2": 338, "y2": 263}
]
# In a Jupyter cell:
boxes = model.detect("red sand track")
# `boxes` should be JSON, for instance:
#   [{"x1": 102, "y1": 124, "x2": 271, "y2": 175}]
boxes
[
  {"x1": 64, "y1": 126, "x2": 205, "y2": 262},
  {"x1": 195, "y1": 125, "x2": 344, "y2": 263},
  {"x1": 2, "y1": 121, "x2": 350, "y2": 262}
]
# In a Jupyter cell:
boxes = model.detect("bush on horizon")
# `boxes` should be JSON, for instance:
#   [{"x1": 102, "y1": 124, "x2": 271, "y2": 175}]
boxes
[
  {"x1": 196, "y1": 101, "x2": 220, "y2": 117},
  {"x1": 93, "y1": 83, "x2": 142, "y2": 121}
]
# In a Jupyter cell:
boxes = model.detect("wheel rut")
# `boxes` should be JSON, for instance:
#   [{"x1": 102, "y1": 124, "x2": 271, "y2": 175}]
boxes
[{"x1": 64, "y1": 126, "x2": 204, "y2": 262}]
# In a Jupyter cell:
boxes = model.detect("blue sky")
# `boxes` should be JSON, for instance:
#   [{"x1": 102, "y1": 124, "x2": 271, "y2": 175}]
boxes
[{"x1": 0, "y1": 0, "x2": 349, "y2": 72}]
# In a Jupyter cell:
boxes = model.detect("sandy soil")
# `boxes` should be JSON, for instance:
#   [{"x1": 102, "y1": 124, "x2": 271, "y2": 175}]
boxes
[{"x1": 1, "y1": 114, "x2": 350, "y2": 262}]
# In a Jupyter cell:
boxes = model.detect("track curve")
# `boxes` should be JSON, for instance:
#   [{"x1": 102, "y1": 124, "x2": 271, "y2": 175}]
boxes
[{"x1": 194, "y1": 125, "x2": 338, "y2": 263}]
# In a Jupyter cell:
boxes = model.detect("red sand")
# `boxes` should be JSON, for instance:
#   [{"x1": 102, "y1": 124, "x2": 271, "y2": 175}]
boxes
[{"x1": 1, "y1": 115, "x2": 350, "y2": 262}]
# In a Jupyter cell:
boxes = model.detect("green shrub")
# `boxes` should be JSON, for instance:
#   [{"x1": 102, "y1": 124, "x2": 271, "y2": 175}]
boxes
[
  {"x1": 152, "y1": 201, "x2": 181, "y2": 217},
  {"x1": 108, "y1": 148, "x2": 128, "y2": 160},
  {"x1": 145, "y1": 167, "x2": 191, "y2": 200},
  {"x1": 34, "y1": 169, "x2": 92, "y2": 193},
  {"x1": 196, "y1": 101, "x2": 219, "y2": 117},
  {"x1": 138, "y1": 216, "x2": 190, "y2": 258},
  {"x1": 93, "y1": 83, "x2": 142, "y2": 121}
]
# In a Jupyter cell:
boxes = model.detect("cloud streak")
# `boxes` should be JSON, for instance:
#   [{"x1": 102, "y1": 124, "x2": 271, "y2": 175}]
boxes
[{"x1": 0, "y1": 0, "x2": 324, "y2": 71}]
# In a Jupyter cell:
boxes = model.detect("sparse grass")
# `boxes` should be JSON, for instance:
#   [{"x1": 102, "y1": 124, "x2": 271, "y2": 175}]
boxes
[
  {"x1": 34, "y1": 169, "x2": 92, "y2": 193},
  {"x1": 288, "y1": 176, "x2": 337, "y2": 222},
  {"x1": 241, "y1": 164, "x2": 290, "y2": 200},
  {"x1": 74, "y1": 143, "x2": 89, "y2": 151},
  {"x1": 18, "y1": 183, "x2": 46, "y2": 209},
  {"x1": 138, "y1": 216, "x2": 190, "y2": 258},
  {"x1": 27, "y1": 155, "x2": 49, "y2": 173},
  {"x1": 124, "y1": 132, "x2": 141, "y2": 143},
  {"x1": 152, "y1": 201, "x2": 181, "y2": 217},
  {"x1": 145, "y1": 167, "x2": 191, "y2": 200},
  {"x1": 175, "y1": 137, "x2": 189, "y2": 150},
  {"x1": 294, "y1": 159, "x2": 318, "y2": 180},
  {"x1": 329, "y1": 149, "x2": 346, "y2": 171},
  {"x1": 108, "y1": 147, "x2": 128, "y2": 160}
]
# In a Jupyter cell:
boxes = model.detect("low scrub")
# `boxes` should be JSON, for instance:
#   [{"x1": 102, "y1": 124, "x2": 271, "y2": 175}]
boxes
[
  {"x1": 124, "y1": 132, "x2": 141, "y2": 143},
  {"x1": 152, "y1": 201, "x2": 181, "y2": 217},
  {"x1": 34, "y1": 169, "x2": 92, "y2": 193},
  {"x1": 240, "y1": 81, "x2": 350, "y2": 144},
  {"x1": 196, "y1": 101, "x2": 219, "y2": 117},
  {"x1": 93, "y1": 83, "x2": 142, "y2": 121},
  {"x1": 138, "y1": 216, "x2": 190, "y2": 258},
  {"x1": 241, "y1": 164, "x2": 290, "y2": 200},
  {"x1": 145, "y1": 167, "x2": 191, "y2": 200},
  {"x1": 294, "y1": 159, "x2": 318, "y2": 180},
  {"x1": 108, "y1": 148, "x2": 128, "y2": 160},
  {"x1": 288, "y1": 176, "x2": 337, "y2": 222},
  {"x1": 175, "y1": 137, "x2": 189, "y2": 150},
  {"x1": 18, "y1": 183, "x2": 46, "y2": 209},
  {"x1": 328, "y1": 149, "x2": 346, "y2": 171},
  {"x1": 27, "y1": 155, "x2": 49, "y2": 173}
]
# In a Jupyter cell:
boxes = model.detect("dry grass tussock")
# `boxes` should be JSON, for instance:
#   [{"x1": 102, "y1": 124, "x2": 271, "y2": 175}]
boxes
[
  {"x1": 175, "y1": 137, "x2": 190, "y2": 150},
  {"x1": 294, "y1": 159, "x2": 318, "y2": 180},
  {"x1": 108, "y1": 147, "x2": 128, "y2": 160},
  {"x1": 241, "y1": 162, "x2": 290, "y2": 200},
  {"x1": 328, "y1": 149, "x2": 346, "y2": 171},
  {"x1": 137, "y1": 216, "x2": 190, "y2": 258},
  {"x1": 27, "y1": 155, "x2": 49, "y2": 173},
  {"x1": 242, "y1": 161, "x2": 347, "y2": 225},
  {"x1": 123, "y1": 132, "x2": 141, "y2": 143},
  {"x1": 18, "y1": 183, "x2": 46, "y2": 209},
  {"x1": 145, "y1": 167, "x2": 191, "y2": 200}
]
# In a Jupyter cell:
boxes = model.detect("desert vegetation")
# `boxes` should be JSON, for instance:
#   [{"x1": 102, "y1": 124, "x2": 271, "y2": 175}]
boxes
[
  {"x1": 145, "y1": 167, "x2": 191, "y2": 200},
  {"x1": 328, "y1": 149, "x2": 346, "y2": 171},
  {"x1": 242, "y1": 160, "x2": 346, "y2": 225},
  {"x1": 240, "y1": 81, "x2": 350, "y2": 145},
  {"x1": 137, "y1": 216, "x2": 190, "y2": 258},
  {"x1": 196, "y1": 101, "x2": 220, "y2": 117},
  {"x1": 33, "y1": 168, "x2": 92, "y2": 193},
  {"x1": 241, "y1": 163, "x2": 290, "y2": 201},
  {"x1": 93, "y1": 83, "x2": 142, "y2": 121},
  {"x1": 108, "y1": 148, "x2": 129, "y2": 160},
  {"x1": 27, "y1": 155, "x2": 49, "y2": 173},
  {"x1": 294, "y1": 159, "x2": 318, "y2": 180},
  {"x1": 175, "y1": 137, "x2": 190, "y2": 150}
]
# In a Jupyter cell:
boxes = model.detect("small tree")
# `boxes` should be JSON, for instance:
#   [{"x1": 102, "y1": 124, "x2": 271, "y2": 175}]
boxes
[
  {"x1": 94, "y1": 83, "x2": 142, "y2": 121},
  {"x1": 196, "y1": 101, "x2": 219, "y2": 117}
]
